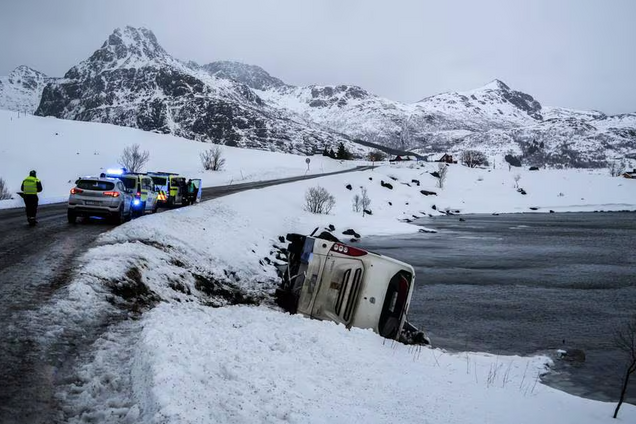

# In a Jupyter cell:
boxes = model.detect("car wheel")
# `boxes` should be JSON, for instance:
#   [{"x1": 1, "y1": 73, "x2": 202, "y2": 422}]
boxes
[
  {"x1": 152, "y1": 200, "x2": 158, "y2": 213},
  {"x1": 114, "y1": 205, "x2": 125, "y2": 225},
  {"x1": 67, "y1": 210, "x2": 77, "y2": 224},
  {"x1": 125, "y1": 205, "x2": 132, "y2": 222}
]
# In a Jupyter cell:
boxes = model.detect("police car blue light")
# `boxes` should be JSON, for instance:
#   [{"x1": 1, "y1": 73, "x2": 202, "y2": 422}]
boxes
[
  {"x1": 106, "y1": 168, "x2": 126, "y2": 176},
  {"x1": 132, "y1": 198, "x2": 142, "y2": 207}
]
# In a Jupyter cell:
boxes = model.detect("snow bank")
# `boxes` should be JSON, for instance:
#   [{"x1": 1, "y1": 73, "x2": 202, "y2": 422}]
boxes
[
  {"x1": 131, "y1": 303, "x2": 633, "y2": 424},
  {"x1": 374, "y1": 162, "x2": 636, "y2": 214},
  {"x1": 0, "y1": 110, "x2": 352, "y2": 208},
  {"x1": 33, "y1": 162, "x2": 636, "y2": 422}
]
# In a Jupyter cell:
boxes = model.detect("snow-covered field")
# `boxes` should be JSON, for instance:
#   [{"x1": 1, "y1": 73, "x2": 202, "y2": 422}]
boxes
[
  {"x1": 3, "y1": 113, "x2": 635, "y2": 422},
  {"x1": 18, "y1": 154, "x2": 634, "y2": 422},
  {"x1": 0, "y1": 110, "x2": 353, "y2": 208}
]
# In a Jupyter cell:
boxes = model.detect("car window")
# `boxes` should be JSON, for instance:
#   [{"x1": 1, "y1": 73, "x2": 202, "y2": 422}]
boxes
[
  {"x1": 142, "y1": 178, "x2": 153, "y2": 191},
  {"x1": 117, "y1": 182, "x2": 126, "y2": 192},
  {"x1": 77, "y1": 180, "x2": 115, "y2": 191},
  {"x1": 151, "y1": 176, "x2": 167, "y2": 186},
  {"x1": 116, "y1": 177, "x2": 137, "y2": 190}
]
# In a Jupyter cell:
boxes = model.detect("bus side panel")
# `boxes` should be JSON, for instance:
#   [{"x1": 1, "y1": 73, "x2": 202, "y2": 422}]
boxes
[
  {"x1": 310, "y1": 256, "x2": 363, "y2": 325},
  {"x1": 350, "y1": 266, "x2": 393, "y2": 333}
]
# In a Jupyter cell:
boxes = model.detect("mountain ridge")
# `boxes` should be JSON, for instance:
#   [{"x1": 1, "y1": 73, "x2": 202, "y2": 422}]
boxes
[
  {"x1": 0, "y1": 26, "x2": 633, "y2": 167},
  {"x1": 34, "y1": 27, "x2": 365, "y2": 156}
]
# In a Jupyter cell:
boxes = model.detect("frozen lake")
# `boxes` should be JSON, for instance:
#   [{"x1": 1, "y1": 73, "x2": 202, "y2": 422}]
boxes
[{"x1": 360, "y1": 212, "x2": 636, "y2": 404}]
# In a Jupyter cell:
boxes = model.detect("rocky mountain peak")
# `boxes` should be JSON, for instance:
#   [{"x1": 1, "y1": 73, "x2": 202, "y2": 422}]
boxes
[
  {"x1": 202, "y1": 61, "x2": 287, "y2": 91},
  {"x1": 462, "y1": 78, "x2": 542, "y2": 120},
  {"x1": 65, "y1": 26, "x2": 170, "y2": 79},
  {"x1": 103, "y1": 26, "x2": 165, "y2": 59},
  {"x1": 7, "y1": 65, "x2": 49, "y2": 90},
  {"x1": 9, "y1": 65, "x2": 47, "y2": 80},
  {"x1": 478, "y1": 79, "x2": 510, "y2": 91},
  {"x1": 0, "y1": 65, "x2": 53, "y2": 112}
]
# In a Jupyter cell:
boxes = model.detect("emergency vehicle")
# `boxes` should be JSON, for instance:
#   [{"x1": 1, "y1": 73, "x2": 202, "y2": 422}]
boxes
[
  {"x1": 67, "y1": 176, "x2": 133, "y2": 224},
  {"x1": 277, "y1": 232, "x2": 429, "y2": 344},
  {"x1": 147, "y1": 172, "x2": 187, "y2": 207},
  {"x1": 105, "y1": 169, "x2": 159, "y2": 216}
]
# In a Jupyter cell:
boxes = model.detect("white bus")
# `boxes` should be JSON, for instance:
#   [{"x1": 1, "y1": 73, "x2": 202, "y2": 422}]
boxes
[{"x1": 277, "y1": 233, "x2": 429, "y2": 344}]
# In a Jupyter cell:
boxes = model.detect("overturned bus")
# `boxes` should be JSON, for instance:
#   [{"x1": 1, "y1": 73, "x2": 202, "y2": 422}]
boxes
[{"x1": 277, "y1": 233, "x2": 429, "y2": 345}]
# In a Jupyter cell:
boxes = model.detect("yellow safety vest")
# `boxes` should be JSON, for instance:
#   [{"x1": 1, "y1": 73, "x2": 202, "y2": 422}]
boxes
[{"x1": 22, "y1": 176, "x2": 40, "y2": 195}]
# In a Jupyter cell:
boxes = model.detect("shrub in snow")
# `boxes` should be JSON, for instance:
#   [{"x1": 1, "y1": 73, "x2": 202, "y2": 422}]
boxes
[
  {"x1": 461, "y1": 150, "x2": 489, "y2": 168},
  {"x1": 609, "y1": 160, "x2": 626, "y2": 177},
  {"x1": 613, "y1": 313, "x2": 636, "y2": 418},
  {"x1": 361, "y1": 187, "x2": 371, "y2": 214},
  {"x1": 367, "y1": 150, "x2": 386, "y2": 162},
  {"x1": 0, "y1": 177, "x2": 12, "y2": 200},
  {"x1": 505, "y1": 154, "x2": 522, "y2": 168},
  {"x1": 200, "y1": 145, "x2": 226, "y2": 171},
  {"x1": 119, "y1": 143, "x2": 150, "y2": 173},
  {"x1": 304, "y1": 186, "x2": 335, "y2": 214},
  {"x1": 353, "y1": 187, "x2": 371, "y2": 216},
  {"x1": 352, "y1": 194, "x2": 362, "y2": 212},
  {"x1": 437, "y1": 163, "x2": 448, "y2": 189},
  {"x1": 514, "y1": 174, "x2": 521, "y2": 188}
]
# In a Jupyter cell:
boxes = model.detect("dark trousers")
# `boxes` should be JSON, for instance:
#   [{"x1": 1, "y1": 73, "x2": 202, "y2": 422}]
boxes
[{"x1": 24, "y1": 195, "x2": 39, "y2": 219}]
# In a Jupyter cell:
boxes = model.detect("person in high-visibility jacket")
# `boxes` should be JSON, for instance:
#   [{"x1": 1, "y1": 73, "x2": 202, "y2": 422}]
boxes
[{"x1": 21, "y1": 170, "x2": 43, "y2": 225}]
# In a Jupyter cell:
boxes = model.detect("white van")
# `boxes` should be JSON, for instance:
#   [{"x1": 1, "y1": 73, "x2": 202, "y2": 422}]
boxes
[{"x1": 277, "y1": 233, "x2": 429, "y2": 344}]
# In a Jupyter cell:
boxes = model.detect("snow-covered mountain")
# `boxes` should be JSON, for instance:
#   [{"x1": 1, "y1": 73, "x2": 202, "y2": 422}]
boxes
[
  {"x1": 201, "y1": 61, "x2": 288, "y2": 91},
  {"x1": 34, "y1": 27, "x2": 361, "y2": 155},
  {"x1": 248, "y1": 75, "x2": 636, "y2": 167},
  {"x1": 0, "y1": 65, "x2": 55, "y2": 113},
  {"x1": 1, "y1": 25, "x2": 630, "y2": 166}
]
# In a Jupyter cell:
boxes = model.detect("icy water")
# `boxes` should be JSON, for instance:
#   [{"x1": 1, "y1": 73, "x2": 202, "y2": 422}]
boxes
[{"x1": 359, "y1": 212, "x2": 636, "y2": 404}]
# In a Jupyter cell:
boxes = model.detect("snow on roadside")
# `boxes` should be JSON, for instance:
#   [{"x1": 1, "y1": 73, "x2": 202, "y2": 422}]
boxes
[
  {"x1": 0, "y1": 110, "x2": 353, "y2": 209},
  {"x1": 27, "y1": 164, "x2": 636, "y2": 423},
  {"x1": 133, "y1": 304, "x2": 630, "y2": 424},
  {"x1": 377, "y1": 162, "x2": 636, "y2": 215}
]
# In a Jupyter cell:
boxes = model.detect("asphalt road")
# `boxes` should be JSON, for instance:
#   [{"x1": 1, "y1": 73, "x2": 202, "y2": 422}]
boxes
[{"x1": 0, "y1": 166, "x2": 371, "y2": 424}]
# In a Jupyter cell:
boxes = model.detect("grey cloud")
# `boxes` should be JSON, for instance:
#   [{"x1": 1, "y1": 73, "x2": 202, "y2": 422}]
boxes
[{"x1": 0, "y1": 0, "x2": 634, "y2": 114}]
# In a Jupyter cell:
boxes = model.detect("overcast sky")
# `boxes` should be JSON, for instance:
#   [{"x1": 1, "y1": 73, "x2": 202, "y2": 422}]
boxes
[{"x1": 1, "y1": 0, "x2": 634, "y2": 114}]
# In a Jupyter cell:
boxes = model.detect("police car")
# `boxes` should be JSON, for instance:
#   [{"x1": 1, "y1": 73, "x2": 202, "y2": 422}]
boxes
[
  {"x1": 68, "y1": 176, "x2": 133, "y2": 224},
  {"x1": 105, "y1": 169, "x2": 159, "y2": 216},
  {"x1": 147, "y1": 172, "x2": 187, "y2": 207}
]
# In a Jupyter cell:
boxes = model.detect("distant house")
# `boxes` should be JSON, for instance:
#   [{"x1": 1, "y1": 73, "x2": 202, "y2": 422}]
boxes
[
  {"x1": 622, "y1": 169, "x2": 636, "y2": 179},
  {"x1": 389, "y1": 155, "x2": 416, "y2": 162},
  {"x1": 437, "y1": 154, "x2": 456, "y2": 164}
]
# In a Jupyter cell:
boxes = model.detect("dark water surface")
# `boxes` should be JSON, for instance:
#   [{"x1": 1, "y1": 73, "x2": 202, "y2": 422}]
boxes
[{"x1": 360, "y1": 212, "x2": 636, "y2": 404}]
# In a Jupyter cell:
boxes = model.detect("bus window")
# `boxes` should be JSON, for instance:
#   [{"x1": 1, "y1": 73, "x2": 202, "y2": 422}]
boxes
[
  {"x1": 334, "y1": 269, "x2": 351, "y2": 316},
  {"x1": 343, "y1": 268, "x2": 362, "y2": 322}
]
